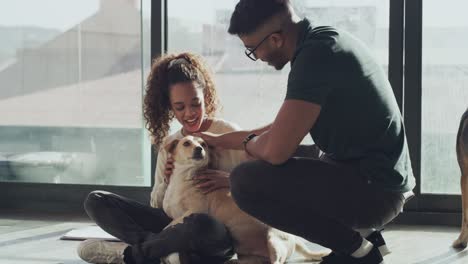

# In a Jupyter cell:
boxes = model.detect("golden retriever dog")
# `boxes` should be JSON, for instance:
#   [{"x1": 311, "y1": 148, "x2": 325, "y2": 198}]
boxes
[
  {"x1": 453, "y1": 108, "x2": 468, "y2": 249},
  {"x1": 159, "y1": 135, "x2": 327, "y2": 264}
]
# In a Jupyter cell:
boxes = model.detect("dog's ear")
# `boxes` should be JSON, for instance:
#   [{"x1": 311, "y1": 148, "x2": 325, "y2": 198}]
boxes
[{"x1": 164, "y1": 139, "x2": 179, "y2": 154}]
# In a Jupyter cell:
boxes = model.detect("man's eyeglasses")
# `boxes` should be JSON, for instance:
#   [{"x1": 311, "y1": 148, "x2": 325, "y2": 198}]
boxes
[{"x1": 244, "y1": 30, "x2": 282, "y2": 61}]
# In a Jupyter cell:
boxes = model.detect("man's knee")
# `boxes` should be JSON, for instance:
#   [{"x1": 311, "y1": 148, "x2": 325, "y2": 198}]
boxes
[
  {"x1": 230, "y1": 160, "x2": 268, "y2": 189},
  {"x1": 230, "y1": 161, "x2": 268, "y2": 207}
]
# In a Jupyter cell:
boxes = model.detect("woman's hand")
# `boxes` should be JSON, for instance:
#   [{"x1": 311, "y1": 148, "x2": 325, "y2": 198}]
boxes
[
  {"x1": 194, "y1": 169, "x2": 230, "y2": 194},
  {"x1": 164, "y1": 157, "x2": 175, "y2": 183}
]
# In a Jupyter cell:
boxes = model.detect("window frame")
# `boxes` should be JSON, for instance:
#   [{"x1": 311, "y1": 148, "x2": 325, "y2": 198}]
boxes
[
  {"x1": 0, "y1": 0, "x2": 167, "y2": 210},
  {"x1": 393, "y1": 0, "x2": 462, "y2": 226}
]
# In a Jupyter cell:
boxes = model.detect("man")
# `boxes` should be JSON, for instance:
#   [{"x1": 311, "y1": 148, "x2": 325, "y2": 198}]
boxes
[{"x1": 196, "y1": 0, "x2": 416, "y2": 263}]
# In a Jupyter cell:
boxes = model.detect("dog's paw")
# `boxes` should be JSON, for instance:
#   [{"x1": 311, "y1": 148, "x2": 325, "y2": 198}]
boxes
[{"x1": 453, "y1": 239, "x2": 468, "y2": 249}]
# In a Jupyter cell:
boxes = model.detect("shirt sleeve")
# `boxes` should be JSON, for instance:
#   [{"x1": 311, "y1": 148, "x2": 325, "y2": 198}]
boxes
[
  {"x1": 286, "y1": 43, "x2": 335, "y2": 105},
  {"x1": 150, "y1": 147, "x2": 168, "y2": 208},
  {"x1": 210, "y1": 119, "x2": 249, "y2": 171}
]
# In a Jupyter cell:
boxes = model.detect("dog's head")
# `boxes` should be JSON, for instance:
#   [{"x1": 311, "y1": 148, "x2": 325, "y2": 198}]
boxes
[{"x1": 164, "y1": 135, "x2": 211, "y2": 169}]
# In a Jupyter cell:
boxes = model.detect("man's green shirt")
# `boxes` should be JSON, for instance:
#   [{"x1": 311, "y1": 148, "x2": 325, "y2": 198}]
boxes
[{"x1": 286, "y1": 19, "x2": 415, "y2": 192}]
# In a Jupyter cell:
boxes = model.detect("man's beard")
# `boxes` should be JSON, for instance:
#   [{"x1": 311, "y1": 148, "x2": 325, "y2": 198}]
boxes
[
  {"x1": 273, "y1": 61, "x2": 287, "y2": 70},
  {"x1": 266, "y1": 51, "x2": 288, "y2": 70},
  {"x1": 271, "y1": 59, "x2": 288, "y2": 70}
]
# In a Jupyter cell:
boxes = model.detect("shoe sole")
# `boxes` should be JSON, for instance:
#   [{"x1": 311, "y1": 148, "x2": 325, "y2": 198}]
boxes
[{"x1": 378, "y1": 244, "x2": 391, "y2": 257}]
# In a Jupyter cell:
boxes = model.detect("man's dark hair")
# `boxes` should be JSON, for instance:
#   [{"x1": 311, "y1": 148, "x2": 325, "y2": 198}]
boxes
[{"x1": 228, "y1": 0, "x2": 288, "y2": 35}]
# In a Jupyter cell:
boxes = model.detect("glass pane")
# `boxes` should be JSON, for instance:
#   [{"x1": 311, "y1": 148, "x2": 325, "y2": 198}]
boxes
[
  {"x1": 167, "y1": 0, "x2": 389, "y2": 141},
  {"x1": 0, "y1": 0, "x2": 151, "y2": 186},
  {"x1": 421, "y1": 0, "x2": 468, "y2": 194}
]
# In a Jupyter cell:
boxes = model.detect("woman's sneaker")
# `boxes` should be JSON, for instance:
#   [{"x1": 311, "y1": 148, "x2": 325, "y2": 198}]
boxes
[{"x1": 77, "y1": 239, "x2": 128, "y2": 264}]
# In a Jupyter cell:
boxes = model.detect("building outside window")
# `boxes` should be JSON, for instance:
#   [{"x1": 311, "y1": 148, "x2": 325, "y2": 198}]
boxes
[{"x1": 0, "y1": 0, "x2": 152, "y2": 186}]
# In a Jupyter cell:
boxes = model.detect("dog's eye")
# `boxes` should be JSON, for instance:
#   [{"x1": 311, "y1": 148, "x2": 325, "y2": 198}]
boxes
[
  {"x1": 200, "y1": 142, "x2": 207, "y2": 148},
  {"x1": 183, "y1": 141, "x2": 190, "y2": 147}
]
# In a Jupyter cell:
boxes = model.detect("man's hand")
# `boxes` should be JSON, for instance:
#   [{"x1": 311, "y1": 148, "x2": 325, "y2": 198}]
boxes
[
  {"x1": 164, "y1": 157, "x2": 175, "y2": 183},
  {"x1": 193, "y1": 132, "x2": 225, "y2": 148},
  {"x1": 194, "y1": 169, "x2": 230, "y2": 194},
  {"x1": 193, "y1": 131, "x2": 244, "y2": 150}
]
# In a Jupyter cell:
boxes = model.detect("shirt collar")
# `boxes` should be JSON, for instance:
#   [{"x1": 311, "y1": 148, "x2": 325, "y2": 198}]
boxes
[{"x1": 291, "y1": 18, "x2": 313, "y2": 64}]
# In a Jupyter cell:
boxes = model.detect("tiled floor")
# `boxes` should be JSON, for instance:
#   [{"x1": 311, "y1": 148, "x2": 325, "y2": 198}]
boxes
[{"x1": 1, "y1": 211, "x2": 468, "y2": 264}]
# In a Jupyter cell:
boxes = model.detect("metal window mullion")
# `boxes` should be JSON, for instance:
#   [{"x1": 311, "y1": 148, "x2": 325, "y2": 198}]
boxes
[
  {"x1": 403, "y1": 0, "x2": 422, "y2": 210},
  {"x1": 150, "y1": 0, "x2": 166, "y2": 186},
  {"x1": 388, "y1": 0, "x2": 405, "y2": 113}
]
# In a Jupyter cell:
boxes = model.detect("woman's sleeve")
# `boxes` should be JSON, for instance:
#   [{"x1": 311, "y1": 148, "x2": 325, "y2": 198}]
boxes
[
  {"x1": 216, "y1": 119, "x2": 249, "y2": 171},
  {"x1": 150, "y1": 147, "x2": 168, "y2": 208}
]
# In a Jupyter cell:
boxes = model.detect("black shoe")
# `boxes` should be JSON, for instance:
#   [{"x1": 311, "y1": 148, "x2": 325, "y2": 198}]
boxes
[
  {"x1": 366, "y1": 230, "x2": 390, "y2": 256},
  {"x1": 320, "y1": 245, "x2": 383, "y2": 264},
  {"x1": 320, "y1": 230, "x2": 388, "y2": 264}
]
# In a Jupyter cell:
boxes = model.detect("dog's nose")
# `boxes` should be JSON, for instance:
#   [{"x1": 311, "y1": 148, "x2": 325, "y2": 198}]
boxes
[
  {"x1": 192, "y1": 146, "x2": 204, "y2": 160},
  {"x1": 194, "y1": 146, "x2": 203, "y2": 154}
]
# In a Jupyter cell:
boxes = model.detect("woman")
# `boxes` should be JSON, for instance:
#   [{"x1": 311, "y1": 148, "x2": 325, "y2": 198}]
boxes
[{"x1": 77, "y1": 52, "x2": 246, "y2": 264}]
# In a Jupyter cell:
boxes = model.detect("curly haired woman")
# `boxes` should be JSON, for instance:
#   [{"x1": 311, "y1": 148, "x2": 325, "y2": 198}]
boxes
[{"x1": 77, "y1": 52, "x2": 246, "y2": 264}]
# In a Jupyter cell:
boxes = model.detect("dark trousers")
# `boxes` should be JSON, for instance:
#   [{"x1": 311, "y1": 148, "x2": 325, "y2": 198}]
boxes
[
  {"x1": 84, "y1": 191, "x2": 234, "y2": 264},
  {"x1": 229, "y1": 145, "x2": 406, "y2": 255}
]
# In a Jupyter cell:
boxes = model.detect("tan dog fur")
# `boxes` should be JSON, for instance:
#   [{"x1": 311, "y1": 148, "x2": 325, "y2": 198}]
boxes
[
  {"x1": 453, "y1": 108, "x2": 468, "y2": 248},
  {"x1": 160, "y1": 136, "x2": 327, "y2": 264}
]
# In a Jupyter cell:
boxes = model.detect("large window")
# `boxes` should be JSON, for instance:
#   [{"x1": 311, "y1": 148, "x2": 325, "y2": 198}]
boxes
[
  {"x1": 167, "y1": 0, "x2": 389, "y2": 137},
  {"x1": 421, "y1": 0, "x2": 468, "y2": 194},
  {"x1": 0, "y1": 0, "x2": 151, "y2": 186},
  {"x1": 0, "y1": 0, "x2": 463, "y2": 219}
]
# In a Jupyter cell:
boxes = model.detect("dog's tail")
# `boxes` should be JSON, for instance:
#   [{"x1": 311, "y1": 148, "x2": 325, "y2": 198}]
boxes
[{"x1": 294, "y1": 237, "x2": 329, "y2": 261}]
